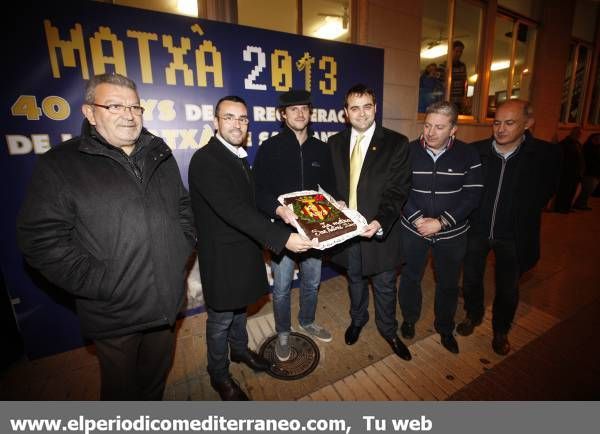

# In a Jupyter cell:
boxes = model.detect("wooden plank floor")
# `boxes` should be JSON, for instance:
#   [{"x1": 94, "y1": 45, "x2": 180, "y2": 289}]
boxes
[
  {"x1": 2, "y1": 199, "x2": 599, "y2": 400},
  {"x1": 299, "y1": 303, "x2": 560, "y2": 401}
]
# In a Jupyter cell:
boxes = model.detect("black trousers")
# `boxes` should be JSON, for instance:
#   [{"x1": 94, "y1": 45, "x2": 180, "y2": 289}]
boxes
[
  {"x1": 462, "y1": 234, "x2": 520, "y2": 334},
  {"x1": 398, "y1": 228, "x2": 467, "y2": 335},
  {"x1": 346, "y1": 242, "x2": 398, "y2": 338},
  {"x1": 93, "y1": 325, "x2": 176, "y2": 400}
]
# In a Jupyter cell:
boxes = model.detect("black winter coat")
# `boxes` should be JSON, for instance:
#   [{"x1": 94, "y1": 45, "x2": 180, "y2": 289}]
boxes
[
  {"x1": 470, "y1": 133, "x2": 561, "y2": 274},
  {"x1": 188, "y1": 138, "x2": 290, "y2": 311},
  {"x1": 17, "y1": 121, "x2": 196, "y2": 339}
]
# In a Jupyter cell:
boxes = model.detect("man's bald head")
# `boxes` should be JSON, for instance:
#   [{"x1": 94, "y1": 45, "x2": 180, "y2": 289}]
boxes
[{"x1": 493, "y1": 99, "x2": 534, "y2": 153}]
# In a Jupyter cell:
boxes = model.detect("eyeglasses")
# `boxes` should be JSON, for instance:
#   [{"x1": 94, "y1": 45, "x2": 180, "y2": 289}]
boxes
[
  {"x1": 216, "y1": 114, "x2": 249, "y2": 125},
  {"x1": 92, "y1": 103, "x2": 145, "y2": 116}
]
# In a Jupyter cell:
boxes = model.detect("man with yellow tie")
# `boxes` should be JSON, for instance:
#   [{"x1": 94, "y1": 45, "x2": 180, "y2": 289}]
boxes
[{"x1": 329, "y1": 84, "x2": 412, "y2": 361}]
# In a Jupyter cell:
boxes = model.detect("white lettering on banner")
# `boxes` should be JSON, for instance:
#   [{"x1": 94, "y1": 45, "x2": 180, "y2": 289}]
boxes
[
  {"x1": 257, "y1": 131, "x2": 279, "y2": 146},
  {"x1": 184, "y1": 104, "x2": 214, "y2": 121},
  {"x1": 6, "y1": 135, "x2": 52, "y2": 155},
  {"x1": 253, "y1": 106, "x2": 344, "y2": 123},
  {"x1": 310, "y1": 108, "x2": 345, "y2": 123},
  {"x1": 4, "y1": 128, "x2": 340, "y2": 155},
  {"x1": 243, "y1": 46, "x2": 268, "y2": 90}
]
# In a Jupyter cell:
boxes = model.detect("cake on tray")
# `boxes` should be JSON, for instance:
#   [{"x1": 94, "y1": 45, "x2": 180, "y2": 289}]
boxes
[{"x1": 282, "y1": 193, "x2": 357, "y2": 243}]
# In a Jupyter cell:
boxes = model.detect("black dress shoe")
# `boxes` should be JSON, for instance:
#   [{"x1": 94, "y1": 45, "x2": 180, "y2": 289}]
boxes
[
  {"x1": 230, "y1": 349, "x2": 271, "y2": 372},
  {"x1": 440, "y1": 333, "x2": 459, "y2": 354},
  {"x1": 455, "y1": 316, "x2": 482, "y2": 336},
  {"x1": 386, "y1": 335, "x2": 412, "y2": 361},
  {"x1": 492, "y1": 333, "x2": 510, "y2": 355},
  {"x1": 210, "y1": 377, "x2": 249, "y2": 401},
  {"x1": 400, "y1": 321, "x2": 415, "y2": 339},
  {"x1": 344, "y1": 324, "x2": 363, "y2": 345}
]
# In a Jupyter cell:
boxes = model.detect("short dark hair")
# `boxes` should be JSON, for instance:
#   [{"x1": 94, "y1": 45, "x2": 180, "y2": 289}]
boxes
[
  {"x1": 344, "y1": 84, "x2": 377, "y2": 108},
  {"x1": 425, "y1": 101, "x2": 459, "y2": 126},
  {"x1": 453, "y1": 40, "x2": 465, "y2": 49},
  {"x1": 84, "y1": 73, "x2": 137, "y2": 104},
  {"x1": 215, "y1": 95, "x2": 247, "y2": 116}
]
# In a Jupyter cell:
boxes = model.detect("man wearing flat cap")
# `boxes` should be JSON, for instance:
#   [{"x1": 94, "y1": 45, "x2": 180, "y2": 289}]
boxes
[{"x1": 253, "y1": 89, "x2": 338, "y2": 361}]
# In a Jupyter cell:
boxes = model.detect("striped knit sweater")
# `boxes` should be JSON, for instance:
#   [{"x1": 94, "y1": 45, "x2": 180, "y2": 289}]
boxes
[{"x1": 401, "y1": 137, "x2": 483, "y2": 241}]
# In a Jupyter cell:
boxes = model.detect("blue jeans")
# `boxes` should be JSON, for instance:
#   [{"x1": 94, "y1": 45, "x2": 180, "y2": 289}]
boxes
[
  {"x1": 347, "y1": 242, "x2": 398, "y2": 338},
  {"x1": 271, "y1": 251, "x2": 322, "y2": 334},
  {"x1": 398, "y1": 227, "x2": 467, "y2": 335},
  {"x1": 206, "y1": 307, "x2": 248, "y2": 383}
]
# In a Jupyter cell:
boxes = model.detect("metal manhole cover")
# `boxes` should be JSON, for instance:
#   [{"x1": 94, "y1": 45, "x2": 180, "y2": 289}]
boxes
[{"x1": 259, "y1": 332, "x2": 320, "y2": 380}]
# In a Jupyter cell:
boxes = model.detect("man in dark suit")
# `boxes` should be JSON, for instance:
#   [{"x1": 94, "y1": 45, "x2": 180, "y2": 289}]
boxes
[
  {"x1": 329, "y1": 84, "x2": 412, "y2": 361},
  {"x1": 188, "y1": 96, "x2": 313, "y2": 400},
  {"x1": 456, "y1": 99, "x2": 561, "y2": 355}
]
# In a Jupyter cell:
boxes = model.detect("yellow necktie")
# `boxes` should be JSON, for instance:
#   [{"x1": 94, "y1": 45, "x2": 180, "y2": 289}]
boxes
[{"x1": 348, "y1": 134, "x2": 364, "y2": 210}]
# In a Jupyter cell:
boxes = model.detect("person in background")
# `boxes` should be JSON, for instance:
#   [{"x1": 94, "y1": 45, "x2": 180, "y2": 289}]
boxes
[
  {"x1": 17, "y1": 73, "x2": 196, "y2": 400},
  {"x1": 418, "y1": 63, "x2": 444, "y2": 112},
  {"x1": 573, "y1": 133, "x2": 600, "y2": 210},
  {"x1": 440, "y1": 40, "x2": 468, "y2": 114},
  {"x1": 554, "y1": 126, "x2": 584, "y2": 213}
]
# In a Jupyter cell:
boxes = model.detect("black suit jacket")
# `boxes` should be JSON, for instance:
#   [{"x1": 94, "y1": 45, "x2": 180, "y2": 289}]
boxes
[
  {"x1": 188, "y1": 137, "x2": 290, "y2": 310},
  {"x1": 329, "y1": 125, "x2": 410, "y2": 275},
  {"x1": 470, "y1": 132, "x2": 561, "y2": 274}
]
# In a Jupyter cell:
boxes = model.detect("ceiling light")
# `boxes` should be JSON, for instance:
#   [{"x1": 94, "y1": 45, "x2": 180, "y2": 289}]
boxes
[
  {"x1": 177, "y1": 0, "x2": 198, "y2": 17},
  {"x1": 313, "y1": 16, "x2": 347, "y2": 40},
  {"x1": 420, "y1": 44, "x2": 448, "y2": 59},
  {"x1": 491, "y1": 60, "x2": 511, "y2": 71}
]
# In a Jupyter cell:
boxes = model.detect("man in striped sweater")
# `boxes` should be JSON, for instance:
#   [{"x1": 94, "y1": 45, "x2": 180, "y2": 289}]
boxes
[{"x1": 398, "y1": 101, "x2": 483, "y2": 354}]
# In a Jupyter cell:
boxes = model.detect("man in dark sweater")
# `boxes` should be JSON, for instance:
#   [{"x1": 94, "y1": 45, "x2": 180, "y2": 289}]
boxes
[
  {"x1": 398, "y1": 101, "x2": 483, "y2": 354},
  {"x1": 456, "y1": 100, "x2": 561, "y2": 355},
  {"x1": 253, "y1": 90, "x2": 337, "y2": 362}
]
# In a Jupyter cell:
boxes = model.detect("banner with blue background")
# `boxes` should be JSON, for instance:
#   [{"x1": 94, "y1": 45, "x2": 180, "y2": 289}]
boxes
[{"x1": 0, "y1": 1, "x2": 383, "y2": 358}]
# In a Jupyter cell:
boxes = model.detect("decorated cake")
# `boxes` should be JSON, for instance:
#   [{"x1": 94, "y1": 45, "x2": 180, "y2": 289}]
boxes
[{"x1": 283, "y1": 193, "x2": 357, "y2": 243}]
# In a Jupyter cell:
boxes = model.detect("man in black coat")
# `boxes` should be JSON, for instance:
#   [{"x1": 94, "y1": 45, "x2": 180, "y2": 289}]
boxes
[
  {"x1": 253, "y1": 89, "x2": 337, "y2": 361},
  {"x1": 17, "y1": 73, "x2": 196, "y2": 400},
  {"x1": 188, "y1": 96, "x2": 313, "y2": 400},
  {"x1": 456, "y1": 99, "x2": 561, "y2": 355},
  {"x1": 329, "y1": 84, "x2": 412, "y2": 361}
]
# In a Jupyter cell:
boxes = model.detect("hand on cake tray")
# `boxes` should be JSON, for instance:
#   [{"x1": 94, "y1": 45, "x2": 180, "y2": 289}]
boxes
[
  {"x1": 276, "y1": 205, "x2": 298, "y2": 225},
  {"x1": 361, "y1": 220, "x2": 382, "y2": 238},
  {"x1": 285, "y1": 233, "x2": 316, "y2": 253}
]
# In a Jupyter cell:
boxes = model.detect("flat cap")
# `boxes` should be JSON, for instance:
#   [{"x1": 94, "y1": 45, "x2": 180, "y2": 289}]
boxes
[{"x1": 278, "y1": 89, "x2": 311, "y2": 107}]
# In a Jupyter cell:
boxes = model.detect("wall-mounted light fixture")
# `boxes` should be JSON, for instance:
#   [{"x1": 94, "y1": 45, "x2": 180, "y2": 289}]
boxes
[
  {"x1": 313, "y1": 16, "x2": 348, "y2": 40},
  {"x1": 177, "y1": 0, "x2": 198, "y2": 17},
  {"x1": 420, "y1": 44, "x2": 448, "y2": 59}
]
